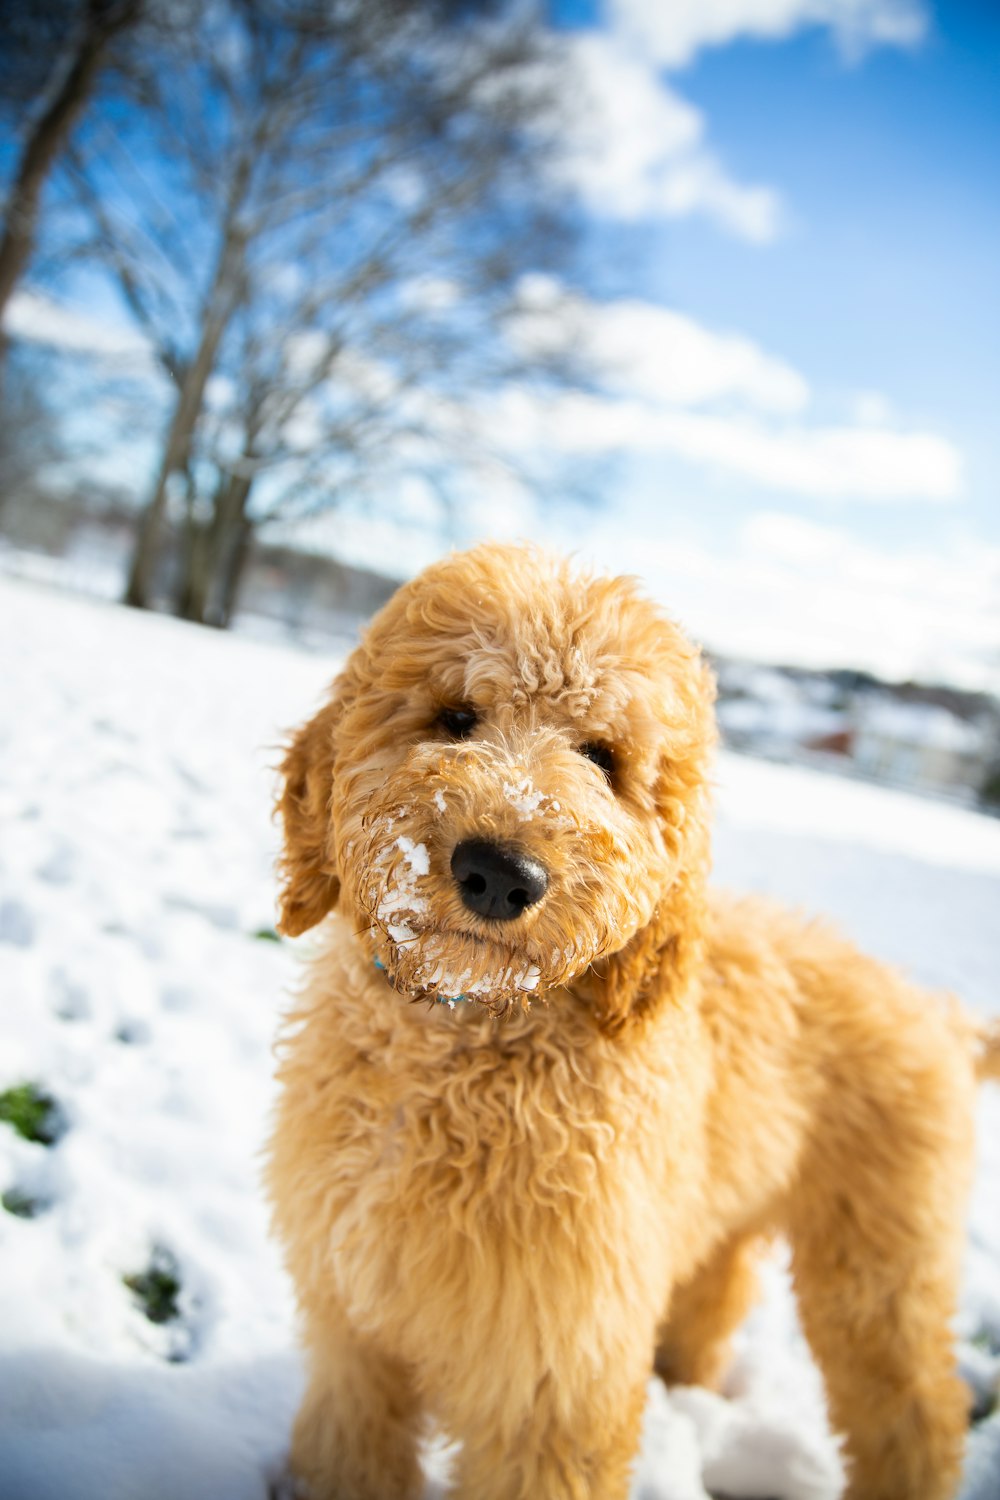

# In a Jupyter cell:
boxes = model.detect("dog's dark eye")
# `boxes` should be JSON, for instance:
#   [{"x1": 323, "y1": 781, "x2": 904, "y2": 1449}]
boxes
[
  {"x1": 578, "y1": 742, "x2": 615, "y2": 781},
  {"x1": 437, "y1": 706, "x2": 478, "y2": 739}
]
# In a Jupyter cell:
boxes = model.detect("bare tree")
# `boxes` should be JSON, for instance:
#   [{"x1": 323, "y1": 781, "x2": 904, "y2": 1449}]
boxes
[
  {"x1": 175, "y1": 182, "x2": 580, "y2": 625},
  {"x1": 66, "y1": 0, "x2": 582, "y2": 619},
  {"x1": 0, "y1": 0, "x2": 148, "y2": 358},
  {"x1": 0, "y1": 345, "x2": 64, "y2": 518}
]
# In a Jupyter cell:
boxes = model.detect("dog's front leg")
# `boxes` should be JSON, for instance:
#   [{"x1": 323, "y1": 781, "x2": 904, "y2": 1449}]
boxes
[
  {"x1": 288, "y1": 1303, "x2": 423, "y2": 1500},
  {"x1": 445, "y1": 1371, "x2": 648, "y2": 1500}
]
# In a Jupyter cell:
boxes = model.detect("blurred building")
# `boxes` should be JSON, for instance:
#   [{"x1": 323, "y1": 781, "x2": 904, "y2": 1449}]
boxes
[
  {"x1": 853, "y1": 700, "x2": 992, "y2": 797},
  {"x1": 715, "y1": 656, "x2": 998, "y2": 807}
]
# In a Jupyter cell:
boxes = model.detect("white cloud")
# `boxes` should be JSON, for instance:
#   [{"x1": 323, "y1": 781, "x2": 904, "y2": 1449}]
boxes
[
  {"x1": 851, "y1": 389, "x2": 895, "y2": 426},
  {"x1": 204, "y1": 374, "x2": 236, "y2": 412},
  {"x1": 299, "y1": 488, "x2": 999, "y2": 689},
  {"x1": 609, "y1": 0, "x2": 928, "y2": 69},
  {"x1": 653, "y1": 411, "x2": 961, "y2": 500},
  {"x1": 4, "y1": 289, "x2": 157, "y2": 375},
  {"x1": 724, "y1": 516, "x2": 1000, "y2": 688},
  {"x1": 560, "y1": 36, "x2": 783, "y2": 240},
  {"x1": 511, "y1": 288, "x2": 809, "y2": 412},
  {"x1": 282, "y1": 330, "x2": 330, "y2": 376},
  {"x1": 557, "y1": 2, "x2": 926, "y2": 238},
  {"x1": 574, "y1": 512, "x2": 1000, "y2": 690},
  {"x1": 742, "y1": 510, "x2": 857, "y2": 561},
  {"x1": 485, "y1": 386, "x2": 961, "y2": 503},
  {"x1": 501, "y1": 289, "x2": 963, "y2": 502},
  {"x1": 400, "y1": 277, "x2": 463, "y2": 314},
  {"x1": 280, "y1": 396, "x2": 325, "y2": 454}
]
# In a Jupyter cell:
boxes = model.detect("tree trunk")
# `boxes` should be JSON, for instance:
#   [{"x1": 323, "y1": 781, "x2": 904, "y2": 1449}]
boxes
[
  {"x1": 124, "y1": 346, "x2": 217, "y2": 608},
  {"x1": 124, "y1": 302, "x2": 236, "y2": 610},
  {"x1": 124, "y1": 155, "x2": 253, "y2": 611},
  {"x1": 172, "y1": 468, "x2": 253, "y2": 626},
  {"x1": 125, "y1": 326, "x2": 242, "y2": 615},
  {"x1": 0, "y1": 1, "x2": 139, "y2": 351},
  {"x1": 176, "y1": 513, "x2": 214, "y2": 623},
  {"x1": 216, "y1": 498, "x2": 254, "y2": 629},
  {"x1": 124, "y1": 418, "x2": 186, "y2": 609}
]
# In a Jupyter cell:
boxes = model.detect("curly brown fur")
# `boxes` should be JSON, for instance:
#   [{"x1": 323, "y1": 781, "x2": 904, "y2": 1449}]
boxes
[{"x1": 266, "y1": 543, "x2": 993, "y2": 1500}]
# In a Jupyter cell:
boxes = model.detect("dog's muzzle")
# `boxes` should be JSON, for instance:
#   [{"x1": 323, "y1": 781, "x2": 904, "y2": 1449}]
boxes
[{"x1": 450, "y1": 839, "x2": 549, "y2": 922}]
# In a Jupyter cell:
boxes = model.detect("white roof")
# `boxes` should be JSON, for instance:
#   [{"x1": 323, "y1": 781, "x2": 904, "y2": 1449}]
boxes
[{"x1": 858, "y1": 701, "x2": 987, "y2": 753}]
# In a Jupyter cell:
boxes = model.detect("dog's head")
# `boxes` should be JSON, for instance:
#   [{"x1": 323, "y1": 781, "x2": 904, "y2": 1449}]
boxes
[{"x1": 277, "y1": 545, "x2": 715, "y2": 1029}]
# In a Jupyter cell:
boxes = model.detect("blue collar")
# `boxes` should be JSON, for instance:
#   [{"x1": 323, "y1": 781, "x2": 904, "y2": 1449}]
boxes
[{"x1": 373, "y1": 956, "x2": 472, "y2": 1005}]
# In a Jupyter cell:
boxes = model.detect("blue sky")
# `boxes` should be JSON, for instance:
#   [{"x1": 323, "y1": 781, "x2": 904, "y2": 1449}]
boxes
[
  {"x1": 505, "y1": 0, "x2": 1000, "y2": 688},
  {"x1": 6, "y1": 0, "x2": 999, "y2": 687},
  {"x1": 651, "y1": 0, "x2": 999, "y2": 534}
]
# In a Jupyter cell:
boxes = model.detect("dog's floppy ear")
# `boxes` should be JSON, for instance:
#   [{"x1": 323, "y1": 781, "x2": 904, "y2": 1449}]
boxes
[
  {"x1": 276, "y1": 694, "x2": 344, "y2": 937},
  {"x1": 595, "y1": 828, "x2": 710, "y2": 1032},
  {"x1": 594, "y1": 650, "x2": 716, "y2": 1032}
]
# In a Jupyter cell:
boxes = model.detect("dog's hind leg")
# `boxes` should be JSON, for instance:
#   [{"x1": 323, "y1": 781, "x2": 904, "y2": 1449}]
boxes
[
  {"x1": 654, "y1": 1233, "x2": 764, "y2": 1391},
  {"x1": 787, "y1": 1103, "x2": 973, "y2": 1500},
  {"x1": 289, "y1": 1304, "x2": 423, "y2": 1500}
]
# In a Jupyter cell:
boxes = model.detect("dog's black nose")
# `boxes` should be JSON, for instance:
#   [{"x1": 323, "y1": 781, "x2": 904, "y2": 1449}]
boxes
[{"x1": 450, "y1": 840, "x2": 549, "y2": 922}]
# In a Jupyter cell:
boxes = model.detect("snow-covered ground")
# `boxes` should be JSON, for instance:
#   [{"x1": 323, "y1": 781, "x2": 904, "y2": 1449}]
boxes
[{"x1": 1, "y1": 573, "x2": 998, "y2": 1500}]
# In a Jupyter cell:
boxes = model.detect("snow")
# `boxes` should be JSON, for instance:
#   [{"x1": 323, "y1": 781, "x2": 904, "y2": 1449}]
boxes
[
  {"x1": 1, "y1": 573, "x2": 998, "y2": 1500},
  {"x1": 504, "y1": 773, "x2": 547, "y2": 816},
  {"x1": 397, "y1": 836, "x2": 431, "y2": 877}
]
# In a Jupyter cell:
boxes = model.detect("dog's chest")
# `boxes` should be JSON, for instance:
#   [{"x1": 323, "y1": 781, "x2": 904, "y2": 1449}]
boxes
[{"x1": 320, "y1": 1003, "x2": 698, "y2": 1353}]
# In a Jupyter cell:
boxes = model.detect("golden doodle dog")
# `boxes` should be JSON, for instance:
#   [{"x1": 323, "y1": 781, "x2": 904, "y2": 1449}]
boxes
[{"x1": 266, "y1": 543, "x2": 999, "y2": 1500}]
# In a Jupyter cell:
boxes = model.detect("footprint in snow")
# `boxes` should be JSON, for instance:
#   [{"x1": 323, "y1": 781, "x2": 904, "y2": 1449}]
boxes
[
  {"x1": 123, "y1": 1244, "x2": 197, "y2": 1363},
  {"x1": 163, "y1": 893, "x2": 239, "y2": 930},
  {"x1": 170, "y1": 822, "x2": 210, "y2": 841},
  {"x1": 171, "y1": 758, "x2": 211, "y2": 794},
  {"x1": 36, "y1": 844, "x2": 76, "y2": 885},
  {"x1": 48, "y1": 968, "x2": 91, "y2": 1021},
  {"x1": 92, "y1": 716, "x2": 137, "y2": 743},
  {"x1": 0, "y1": 899, "x2": 35, "y2": 947},
  {"x1": 115, "y1": 1019, "x2": 152, "y2": 1045},
  {"x1": 2, "y1": 1186, "x2": 50, "y2": 1219}
]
